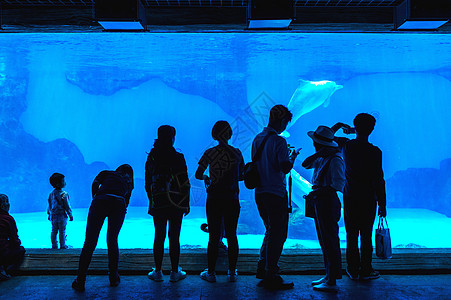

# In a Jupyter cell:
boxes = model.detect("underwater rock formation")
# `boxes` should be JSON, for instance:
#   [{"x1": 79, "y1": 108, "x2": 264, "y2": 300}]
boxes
[
  {"x1": 65, "y1": 67, "x2": 154, "y2": 96},
  {"x1": 0, "y1": 57, "x2": 109, "y2": 213},
  {"x1": 386, "y1": 158, "x2": 451, "y2": 218}
]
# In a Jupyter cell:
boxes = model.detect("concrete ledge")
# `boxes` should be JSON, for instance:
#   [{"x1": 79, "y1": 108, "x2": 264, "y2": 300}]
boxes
[{"x1": 18, "y1": 248, "x2": 451, "y2": 275}]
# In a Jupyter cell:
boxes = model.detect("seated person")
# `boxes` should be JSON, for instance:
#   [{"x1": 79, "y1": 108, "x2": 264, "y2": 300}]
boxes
[{"x1": 0, "y1": 194, "x2": 26, "y2": 281}]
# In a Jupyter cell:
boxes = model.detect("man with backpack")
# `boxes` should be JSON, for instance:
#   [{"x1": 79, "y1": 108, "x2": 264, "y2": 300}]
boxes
[{"x1": 251, "y1": 105, "x2": 299, "y2": 290}]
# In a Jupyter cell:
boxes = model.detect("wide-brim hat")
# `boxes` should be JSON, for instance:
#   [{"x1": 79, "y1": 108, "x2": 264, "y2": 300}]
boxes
[{"x1": 307, "y1": 126, "x2": 338, "y2": 147}]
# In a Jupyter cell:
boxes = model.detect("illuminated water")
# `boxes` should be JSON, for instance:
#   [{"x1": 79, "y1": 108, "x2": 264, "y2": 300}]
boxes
[{"x1": 1, "y1": 33, "x2": 450, "y2": 249}]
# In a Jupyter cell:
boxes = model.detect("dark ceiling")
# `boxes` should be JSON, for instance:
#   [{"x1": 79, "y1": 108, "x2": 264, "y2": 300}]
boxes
[
  {"x1": 0, "y1": 0, "x2": 404, "y2": 7},
  {"x1": 1, "y1": 0, "x2": 450, "y2": 32}
]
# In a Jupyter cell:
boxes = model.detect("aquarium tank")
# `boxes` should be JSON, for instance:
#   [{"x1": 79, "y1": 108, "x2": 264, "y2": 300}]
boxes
[{"x1": 0, "y1": 33, "x2": 450, "y2": 249}]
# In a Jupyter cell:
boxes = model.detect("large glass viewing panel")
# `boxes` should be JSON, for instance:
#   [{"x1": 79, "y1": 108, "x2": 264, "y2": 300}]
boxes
[{"x1": 1, "y1": 33, "x2": 450, "y2": 249}]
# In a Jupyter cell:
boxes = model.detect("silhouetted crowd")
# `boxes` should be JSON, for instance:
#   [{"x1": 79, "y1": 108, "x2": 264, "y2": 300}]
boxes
[{"x1": 0, "y1": 105, "x2": 386, "y2": 294}]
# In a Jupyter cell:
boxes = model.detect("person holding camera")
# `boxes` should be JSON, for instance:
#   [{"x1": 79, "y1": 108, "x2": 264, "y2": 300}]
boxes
[
  {"x1": 251, "y1": 105, "x2": 299, "y2": 290},
  {"x1": 302, "y1": 125, "x2": 345, "y2": 293},
  {"x1": 331, "y1": 113, "x2": 387, "y2": 281}
]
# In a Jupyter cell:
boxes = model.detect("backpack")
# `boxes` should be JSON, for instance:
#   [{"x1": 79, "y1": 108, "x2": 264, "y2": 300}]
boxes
[
  {"x1": 244, "y1": 132, "x2": 275, "y2": 189},
  {"x1": 149, "y1": 154, "x2": 175, "y2": 206}
]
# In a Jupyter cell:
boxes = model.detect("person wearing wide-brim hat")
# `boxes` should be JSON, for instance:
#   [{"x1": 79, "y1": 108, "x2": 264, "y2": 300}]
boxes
[
  {"x1": 302, "y1": 125, "x2": 345, "y2": 293},
  {"x1": 307, "y1": 126, "x2": 339, "y2": 148}
]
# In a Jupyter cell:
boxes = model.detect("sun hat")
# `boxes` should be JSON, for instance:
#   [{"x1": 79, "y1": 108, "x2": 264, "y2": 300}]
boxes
[{"x1": 307, "y1": 126, "x2": 338, "y2": 147}]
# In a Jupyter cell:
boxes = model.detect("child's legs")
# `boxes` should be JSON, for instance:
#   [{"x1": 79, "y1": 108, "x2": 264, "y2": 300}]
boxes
[
  {"x1": 51, "y1": 219, "x2": 59, "y2": 247},
  {"x1": 58, "y1": 218, "x2": 68, "y2": 247}
]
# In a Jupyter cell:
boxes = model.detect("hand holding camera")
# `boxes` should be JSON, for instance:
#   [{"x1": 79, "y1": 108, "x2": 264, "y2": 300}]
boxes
[
  {"x1": 343, "y1": 127, "x2": 356, "y2": 134},
  {"x1": 288, "y1": 145, "x2": 302, "y2": 161}
]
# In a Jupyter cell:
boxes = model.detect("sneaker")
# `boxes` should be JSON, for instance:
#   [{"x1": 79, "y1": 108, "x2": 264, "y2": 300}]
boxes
[
  {"x1": 109, "y1": 272, "x2": 120, "y2": 287},
  {"x1": 228, "y1": 269, "x2": 238, "y2": 282},
  {"x1": 346, "y1": 267, "x2": 359, "y2": 280},
  {"x1": 170, "y1": 267, "x2": 187, "y2": 282},
  {"x1": 261, "y1": 275, "x2": 294, "y2": 290},
  {"x1": 71, "y1": 278, "x2": 85, "y2": 292},
  {"x1": 60, "y1": 245, "x2": 73, "y2": 250},
  {"x1": 360, "y1": 270, "x2": 380, "y2": 280},
  {"x1": 313, "y1": 282, "x2": 339, "y2": 293},
  {"x1": 311, "y1": 277, "x2": 328, "y2": 286},
  {"x1": 200, "y1": 269, "x2": 216, "y2": 283},
  {"x1": 148, "y1": 268, "x2": 164, "y2": 282},
  {"x1": 0, "y1": 269, "x2": 11, "y2": 281},
  {"x1": 51, "y1": 245, "x2": 58, "y2": 249}
]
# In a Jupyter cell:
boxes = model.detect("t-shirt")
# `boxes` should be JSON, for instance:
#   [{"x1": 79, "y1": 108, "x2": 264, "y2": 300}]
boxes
[
  {"x1": 92, "y1": 170, "x2": 134, "y2": 205},
  {"x1": 47, "y1": 189, "x2": 73, "y2": 221},
  {"x1": 198, "y1": 144, "x2": 244, "y2": 200},
  {"x1": 251, "y1": 127, "x2": 291, "y2": 198},
  {"x1": 309, "y1": 155, "x2": 346, "y2": 193},
  {"x1": 336, "y1": 137, "x2": 386, "y2": 207}
]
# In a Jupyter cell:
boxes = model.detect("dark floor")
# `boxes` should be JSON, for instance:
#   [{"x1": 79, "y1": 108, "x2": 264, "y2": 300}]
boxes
[{"x1": 1, "y1": 274, "x2": 450, "y2": 299}]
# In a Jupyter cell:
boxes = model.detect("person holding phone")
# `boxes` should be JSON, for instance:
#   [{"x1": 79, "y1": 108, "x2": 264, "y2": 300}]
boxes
[
  {"x1": 332, "y1": 113, "x2": 387, "y2": 281},
  {"x1": 251, "y1": 105, "x2": 299, "y2": 290}
]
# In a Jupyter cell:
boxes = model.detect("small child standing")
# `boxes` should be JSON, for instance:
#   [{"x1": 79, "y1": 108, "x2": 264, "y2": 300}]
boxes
[{"x1": 47, "y1": 173, "x2": 73, "y2": 249}]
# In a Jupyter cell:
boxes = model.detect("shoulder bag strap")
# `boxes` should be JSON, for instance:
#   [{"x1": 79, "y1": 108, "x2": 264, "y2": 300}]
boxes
[{"x1": 252, "y1": 132, "x2": 276, "y2": 162}]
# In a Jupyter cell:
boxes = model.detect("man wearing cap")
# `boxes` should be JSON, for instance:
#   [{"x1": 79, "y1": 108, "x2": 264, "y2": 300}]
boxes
[
  {"x1": 332, "y1": 113, "x2": 387, "y2": 281},
  {"x1": 302, "y1": 126, "x2": 345, "y2": 293}
]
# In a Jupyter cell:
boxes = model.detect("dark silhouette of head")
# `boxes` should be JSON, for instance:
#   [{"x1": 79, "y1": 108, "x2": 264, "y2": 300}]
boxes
[
  {"x1": 49, "y1": 173, "x2": 65, "y2": 189},
  {"x1": 212, "y1": 120, "x2": 232, "y2": 144},
  {"x1": 154, "y1": 125, "x2": 176, "y2": 148},
  {"x1": 0, "y1": 194, "x2": 10, "y2": 213},
  {"x1": 268, "y1": 105, "x2": 293, "y2": 134},
  {"x1": 354, "y1": 113, "x2": 376, "y2": 137},
  {"x1": 116, "y1": 164, "x2": 133, "y2": 178}
]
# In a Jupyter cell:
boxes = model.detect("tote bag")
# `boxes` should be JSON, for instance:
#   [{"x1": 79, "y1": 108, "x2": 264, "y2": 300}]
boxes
[{"x1": 375, "y1": 216, "x2": 392, "y2": 259}]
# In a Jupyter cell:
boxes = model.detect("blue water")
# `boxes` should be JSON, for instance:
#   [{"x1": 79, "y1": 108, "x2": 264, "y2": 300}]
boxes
[{"x1": 1, "y1": 33, "x2": 450, "y2": 248}]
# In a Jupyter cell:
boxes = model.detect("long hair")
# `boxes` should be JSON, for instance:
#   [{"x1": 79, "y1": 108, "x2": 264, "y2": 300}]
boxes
[{"x1": 153, "y1": 125, "x2": 176, "y2": 150}]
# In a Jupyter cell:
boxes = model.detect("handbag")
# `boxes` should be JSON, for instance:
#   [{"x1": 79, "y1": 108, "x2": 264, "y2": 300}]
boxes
[
  {"x1": 303, "y1": 193, "x2": 316, "y2": 218},
  {"x1": 375, "y1": 216, "x2": 392, "y2": 259},
  {"x1": 243, "y1": 132, "x2": 275, "y2": 189}
]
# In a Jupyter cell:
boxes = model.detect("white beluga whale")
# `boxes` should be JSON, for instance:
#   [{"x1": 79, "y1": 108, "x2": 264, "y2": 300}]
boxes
[{"x1": 282, "y1": 80, "x2": 343, "y2": 137}]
